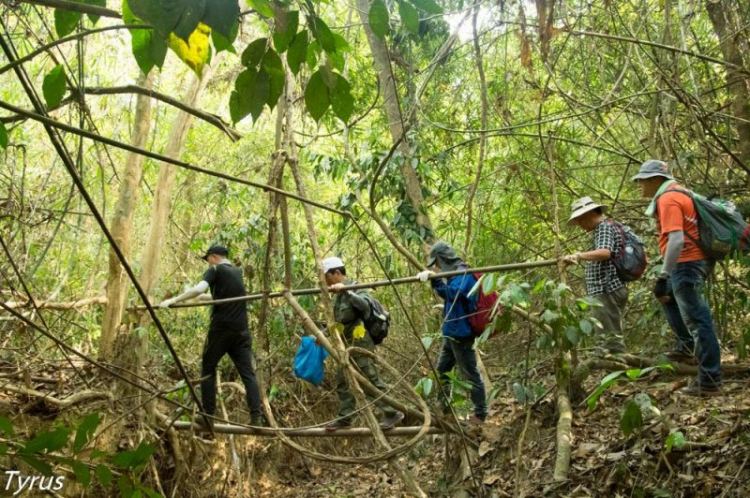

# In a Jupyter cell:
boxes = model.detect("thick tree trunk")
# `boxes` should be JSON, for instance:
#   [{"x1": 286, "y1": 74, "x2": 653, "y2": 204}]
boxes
[
  {"x1": 99, "y1": 71, "x2": 154, "y2": 361},
  {"x1": 355, "y1": 0, "x2": 434, "y2": 245},
  {"x1": 706, "y1": 0, "x2": 750, "y2": 173}
]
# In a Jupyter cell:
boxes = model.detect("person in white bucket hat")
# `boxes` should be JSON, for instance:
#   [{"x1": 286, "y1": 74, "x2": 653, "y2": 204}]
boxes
[{"x1": 562, "y1": 197, "x2": 629, "y2": 353}]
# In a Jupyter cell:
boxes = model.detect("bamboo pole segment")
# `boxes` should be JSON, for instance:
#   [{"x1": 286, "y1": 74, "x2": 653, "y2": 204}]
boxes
[
  {"x1": 171, "y1": 421, "x2": 444, "y2": 438},
  {"x1": 141, "y1": 260, "x2": 559, "y2": 310}
]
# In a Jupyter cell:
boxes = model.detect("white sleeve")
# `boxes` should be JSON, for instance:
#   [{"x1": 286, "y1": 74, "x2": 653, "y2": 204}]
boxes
[{"x1": 171, "y1": 281, "x2": 210, "y2": 304}]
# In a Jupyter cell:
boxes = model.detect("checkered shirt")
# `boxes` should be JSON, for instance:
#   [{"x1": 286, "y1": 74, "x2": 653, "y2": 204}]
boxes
[{"x1": 585, "y1": 220, "x2": 625, "y2": 296}]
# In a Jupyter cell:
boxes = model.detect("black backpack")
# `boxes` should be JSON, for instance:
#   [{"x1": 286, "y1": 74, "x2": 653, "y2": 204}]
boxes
[
  {"x1": 606, "y1": 220, "x2": 648, "y2": 282},
  {"x1": 362, "y1": 296, "x2": 391, "y2": 345}
]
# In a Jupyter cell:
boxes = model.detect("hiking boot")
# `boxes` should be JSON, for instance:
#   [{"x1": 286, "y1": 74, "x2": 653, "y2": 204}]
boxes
[
  {"x1": 680, "y1": 380, "x2": 722, "y2": 397},
  {"x1": 663, "y1": 350, "x2": 698, "y2": 365},
  {"x1": 467, "y1": 415, "x2": 485, "y2": 426},
  {"x1": 325, "y1": 419, "x2": 352, "y2": 432},
  {"x1": 250, "y1": 415, "x2": 267, "y2": 428},
  {"x1": 379, "y1": 411, "x2": 404, "y2": 430}
]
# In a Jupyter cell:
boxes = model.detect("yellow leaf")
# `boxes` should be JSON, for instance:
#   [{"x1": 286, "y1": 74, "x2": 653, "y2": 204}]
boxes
[
  {"x1": 352, "y1": 324, "x2": 366, "y2": 340},
  {"x1": 169, "y1": 22, "x2": 211, "y2": 76}
]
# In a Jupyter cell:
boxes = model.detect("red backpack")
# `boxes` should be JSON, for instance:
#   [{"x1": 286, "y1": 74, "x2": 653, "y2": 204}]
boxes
[{"x1": 468, "y1": 273, "x2": 503, "y2": 338}]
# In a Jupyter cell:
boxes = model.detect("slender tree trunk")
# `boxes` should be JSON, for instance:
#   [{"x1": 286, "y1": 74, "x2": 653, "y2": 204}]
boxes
[
  {"x1": 355, "y1": 0, "x2": 434, "y2": 245},
  {"x1": 99, "y1": 70, "x2": 153, "y2": 360},
  {"x1": 706, "y1": 0, "x2": 750, "y2": 173}
]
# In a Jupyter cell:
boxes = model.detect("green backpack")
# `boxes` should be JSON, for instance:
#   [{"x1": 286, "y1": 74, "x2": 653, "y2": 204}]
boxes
[{"x1": 656, "y1": 187, "x2": 750, "y2": 259}]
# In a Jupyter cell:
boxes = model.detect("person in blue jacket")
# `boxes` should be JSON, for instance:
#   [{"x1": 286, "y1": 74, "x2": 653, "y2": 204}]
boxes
[{"x1": 417, "y1": 241, "x2": 487, "y2": 425}]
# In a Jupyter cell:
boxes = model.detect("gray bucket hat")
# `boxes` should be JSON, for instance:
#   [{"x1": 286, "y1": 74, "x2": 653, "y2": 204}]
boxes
[
  {"x1": 631, "y1": 159, "x2": 674, "y2": 181},
  {"x1": 567, "y1": 197, "x2": 606, "y2": 226}
]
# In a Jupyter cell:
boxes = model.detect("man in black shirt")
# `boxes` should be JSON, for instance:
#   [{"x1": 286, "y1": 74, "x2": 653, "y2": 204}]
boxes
[{"x1": 159, "y1": 245, "x2": 265, "y2": 427}]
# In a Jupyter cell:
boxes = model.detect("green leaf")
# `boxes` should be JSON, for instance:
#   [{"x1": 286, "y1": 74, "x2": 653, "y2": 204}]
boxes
[
  {"x1": 212, "y1": 20, "x2": 238, "y2": 54},
  {"x1": 267, "y1": 70, "x2": 285, "y2": 111},
  {"x1": 333, "y1": 33, "x2": 350, "y2": 53},
  {"x1": 130, "y1": 29, "x2": 162, "y2": 74},
  {"x1": 0, "y1": 415, "x2": 13, "y2": 436},
  {"x1": 23, "y1": 427, "x2": 72, "y2": 454},
  {"x1": 329, "y1": 73, "x2": 353, "y2": 122},
  {"x1": 665, "y1": 431, "x2": 685, "y2": 453},
  {"x1": 312, "y1": 17, "x2": 336, "y2": 54},
  {"x1": 112, "y1": 442, "x2": 155, "y2": 469},
  {"x1": 369, "y1": 0, "x2": 390, "y2": 39},
  {"x1": 128, "y1": 0, "x2": 205, "y2": 40},
  {"x1": 247, "y1": 0, "x2": 274, "y2": 18},
  {"x1": 0, "y1": 443, "x2": 7, "y2": 455},
  {"x1": 241, "y1": 38, "x2": 268, "y2": 68},
  {"x1": 620, "y1": 399, "x2": 643, "y2": 437},
  {"x1": 84, "y1": 0, "x2": 107, "y2": 24},
  {"x1": 625, "y1": 368, "x2": 642, "y2": 380},
  {"x1": 482, "y1": 273, "x2": 496, "y2": 294},
  {"x1": 174, "y1": 0, "x2": 207, "y2": 41},
  {"x1": 409, "y1": 0, "x2": 443, "y2": 14},
  {"x1": 304, "y1": 70, "x2": 330, "y2": 122},
  {"x1": 565, "y1": 326, "x2": 579, "y2": 345},
  {"x1": 249, "y1": 69, "x2": 270, "y2": 121},
  {"x1": 398, "y1": 0, "x2": 420, "y2": 34},
  {"x1": 579, "y1": 319, "x2": 592, "y2": 335},
  {"x1": 287, "y1": 30, "x2": 308, "y2": 75},
  {"x1": 20, "y1": 455, "x2": 53, "y2": 476},
  {"x1": 74, "y1": 413, "x2": 101, "y2": 454},
  {"x1": 421, "y1": 336, "x2": 433, "y2": 349},
  {"x1": 273, "y1": 10, "x2": 298, "y2": 53},
  {"x1": 306, "y1": 40, "x2": 321, "y2": 68},
  {"x1": 229, "y1": 90, "x2": 247, "y2": 123},
  {"x1": 230, "y1": 68, "x2": 256, "y2": 122},
  {"x1": 95, "y1": 464, "x2": 113, "y2": 486},
  {"x1": 55, "y1": 9, "x2": 81, "y2": 37},
  {"x1": 201, "y1": 0, "x2": 239, "y2": 39},
  {"x1": 512, "y1": 382, "x2": 527, "y2": 404},
  {"x1": 73, "y1": 461, "x2": 91, "y2": 487},
  {"x1": 540, "y1": 309, "x2": 559, "y2": 323},
  {"x1": 118, "y1": 475, "x2": 135, "y2": 497},
  {"x1": 261, "y1": 48, "x2": 284, "y2": 78}
]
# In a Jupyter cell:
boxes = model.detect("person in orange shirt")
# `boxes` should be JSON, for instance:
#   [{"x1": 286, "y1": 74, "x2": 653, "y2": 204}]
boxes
[{"x1": 632, "y1": 160, "x2": 721, "y2": 396}]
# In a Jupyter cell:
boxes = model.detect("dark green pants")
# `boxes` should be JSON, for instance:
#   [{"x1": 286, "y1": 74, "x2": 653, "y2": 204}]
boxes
[{"x1": 336, "y1": 332, "x2": 397, "y2": 420}]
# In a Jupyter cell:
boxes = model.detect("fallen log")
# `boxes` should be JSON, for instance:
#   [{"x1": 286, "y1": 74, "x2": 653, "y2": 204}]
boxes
[
  {"x1": 1, "y1": 383, "x2": 113, "y2": 408},
  {"x1": 171, "y1": 421, "x2": 444, "y2": 438}
]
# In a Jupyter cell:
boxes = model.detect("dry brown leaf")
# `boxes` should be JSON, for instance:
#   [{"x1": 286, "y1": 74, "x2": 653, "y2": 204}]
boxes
[{"x1": 478, "y1": 441, "x2": 492, "y2": 457}]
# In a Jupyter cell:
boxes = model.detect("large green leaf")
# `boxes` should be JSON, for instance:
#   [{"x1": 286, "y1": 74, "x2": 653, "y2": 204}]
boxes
[
  {"x1": 23, "y1": 427, "x2": 72, "y2": 454},
  {"x1": 230, "y1": 68, "x2": 257, "y2": 123},
  {"x1": 112, "y1": 442, "x2": 155, "y2": 469},
  {"x1": 55, "y1": 9, "x2": 81, "y2": 38},
  {"x1": 249, "y1": 70, "x2": 270, "y2": 121},
  {"x1": 201, "y1": 0, "x2": 239, "y2": 39},
  {"x1": 398, "y1": 0, "x2": 420, "y2": 34},
  {"x1": 72, "y1": 461, "x2": 91, "y2": 487},
  {"x1": 128, "y1": 0, "x2": 194, "y2": 38},
  {"x1": 304, "y1": 70, "x2": 330, "y2": 122},
  {"x1": 42, "y1": 65, "x2": 67, "y2": 109},
  {"x1": 247, "y1": 0, "x2": 274, "y2": 18},
  {"x1": 267, "y1": 70, "x2": 285, "y2": 111},
  {"x1": 131, "y1": 29, "x2": 167, "y2": 74},
  {"x1": 95, "y1": 464, "x2": 113, "y2": 486},
  {"x1": 241, "y1": 38, "x2": 268, "y2": 68},
  {"x1": 74, "y1": 413, "x2": 101, "y2": 454},
  {"x1": 409, "y1": 0, "x2": 443, "y2": 14},
  {"x1": 312, "y1": 17, "x2": 336, "y2": 54},
  {"x1": 172, "y1": 0, "x2": 206, "y2": 40},
  {"x1": 286, "y1": 30, "x2": 308, "y2": 75},
  {"x1": 0, "y1": 122, "x2": 8, "y2": 149},
  {"x1": 211, "y1": 20, "x2": 238, "y2": 54},
  {"x1": 20, "y1": 455, "x2": 52, "y2": 476},
  {"x1": 262, "y1": 48, "x2": 284, "y2": 78},
  {"x1": 369, "y1": 0, "x2": 390, "y2": 39},
  {"x1": 273, "y1": 10, "x2": 298, "y2": 53},
  {"x1": 329, "y1": 73, "x2": 353, "y2": 122}
]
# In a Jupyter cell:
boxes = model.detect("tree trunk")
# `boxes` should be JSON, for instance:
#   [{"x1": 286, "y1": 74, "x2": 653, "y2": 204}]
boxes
[
  {"x1": 99, "y1": 70, "x2": 154, "y2": 361},
  {"x1": 706, "y1": 0, "x2": 750, "y2": 173},
  {"x1": 355, "y1": 0, "x2": 434, "y2": 245}
]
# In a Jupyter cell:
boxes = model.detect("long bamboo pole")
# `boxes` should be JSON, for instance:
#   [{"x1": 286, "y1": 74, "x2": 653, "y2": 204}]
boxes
[{"x1": 144, "y1": 259, "x2": 559, "y2": 310}]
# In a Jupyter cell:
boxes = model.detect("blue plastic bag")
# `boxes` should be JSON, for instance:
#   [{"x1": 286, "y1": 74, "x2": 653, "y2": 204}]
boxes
[{"x1": 293, "y1": 336, "x2": 329, "y2": 385}]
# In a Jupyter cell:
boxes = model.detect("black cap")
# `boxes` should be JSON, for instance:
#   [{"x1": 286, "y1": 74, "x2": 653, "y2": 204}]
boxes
[{"x1": 201, "y1": 245, "x2": 229, "y2": 261}]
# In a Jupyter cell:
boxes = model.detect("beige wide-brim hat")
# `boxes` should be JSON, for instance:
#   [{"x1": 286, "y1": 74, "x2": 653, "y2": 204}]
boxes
[{"x1": 567, "y1": 196, "x2": 606, "y2": 226}]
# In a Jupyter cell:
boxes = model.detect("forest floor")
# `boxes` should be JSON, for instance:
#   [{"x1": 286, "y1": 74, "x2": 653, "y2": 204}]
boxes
[{"x1": 247, "y1": 354, "x2": 750, "y2": 497}]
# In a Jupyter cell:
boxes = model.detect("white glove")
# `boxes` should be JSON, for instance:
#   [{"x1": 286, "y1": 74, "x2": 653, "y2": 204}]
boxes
[
  {"x1": 417, "y1": 270, "x2": 435, "y2": 282},
  {"x1": 159, "y1": 298, "x2": 176, "y2": 309}
]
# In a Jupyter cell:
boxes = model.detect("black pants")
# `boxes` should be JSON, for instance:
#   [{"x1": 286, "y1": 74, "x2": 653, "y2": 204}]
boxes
[{"x1": 201, "y1": 327, "x2": 262, "y2": 418}]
